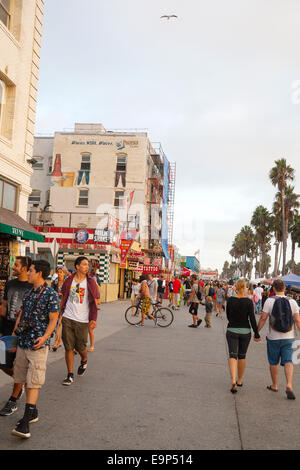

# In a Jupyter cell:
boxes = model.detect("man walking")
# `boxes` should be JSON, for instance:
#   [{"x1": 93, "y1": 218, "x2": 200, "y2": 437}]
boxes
[
  {"x1": 187, "y1": 275, "x2": 202, "y2": 328},
  {"x1": 173, "y1": 276, "x2": 181, "y2": 310},
  {"x1": 254, "y1": 283, "x2": 264, "y2": 315},
  {"x1": 258, "y1": 279, "x2": 300, "y2": 399},
  {"x1": 60, "y1": 257, "x2": 100, "y2": 386},
  {"x1": 11, "y1": 260, "x2": 60, "y2": 438},
  {"x1": 157, "y1": 275, "x2": 166, "y2": 304},
  {"x1": 0, "y1": 257, "x2": 32, "y2": 416},
  {"x1": 147, "y1": 274, "x2": 158, "y2": 304}
]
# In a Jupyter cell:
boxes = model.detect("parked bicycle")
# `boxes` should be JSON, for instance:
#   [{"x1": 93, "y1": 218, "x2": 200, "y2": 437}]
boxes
[{"x1": 125, "y1": 299, "x2": 174, "y2": 327}]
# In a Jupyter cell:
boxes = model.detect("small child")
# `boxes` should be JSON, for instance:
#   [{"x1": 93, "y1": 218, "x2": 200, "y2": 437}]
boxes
[{"x1": 202, "y1": 296, "x2": 213, "y2": 328}]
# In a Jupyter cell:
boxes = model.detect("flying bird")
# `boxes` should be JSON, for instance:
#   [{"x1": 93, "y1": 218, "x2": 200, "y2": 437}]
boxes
[{"x1": 160, "y1": 15, "x2": 178, "y2": 20}]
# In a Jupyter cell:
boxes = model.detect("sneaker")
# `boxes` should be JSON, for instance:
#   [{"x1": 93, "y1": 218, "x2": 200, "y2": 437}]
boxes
[
  {"x1": 77, "y1": 362, "x2": 87, "y2": 376},
  {"x1": 16, "y1": 408, "x2": 38, "y2": 425},
  {"x1": 62, "y1": 374, "x2": 74, "y2": 386},
  {"x1": 197, "y1": 319, "x2": 202, "y2": 327},
  {"x1": 135, "y1": 322, "x2": 144, "y2": 327},
  {"x1": 0, "y1": 400, "x2": 18, "y2": 416},
  {"x1": 188, "y1": 324, "x2": 197, "y2": 328},
  {"x1": 11, "y1": 419, "x2": 30, "y2": 439}
]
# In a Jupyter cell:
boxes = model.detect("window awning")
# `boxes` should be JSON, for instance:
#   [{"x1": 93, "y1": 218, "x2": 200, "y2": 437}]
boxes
[{"x1": 0, "y1": 208, "x2": 45, "y2": 242}]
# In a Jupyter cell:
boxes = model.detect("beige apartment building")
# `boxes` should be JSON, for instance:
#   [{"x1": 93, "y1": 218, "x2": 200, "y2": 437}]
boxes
[
  {"x1": 0, "y1": 0, "x2": 44, "y2": 286},
  {"x1": 28, "y1": 123, "x2": 174, "y2": 300}
]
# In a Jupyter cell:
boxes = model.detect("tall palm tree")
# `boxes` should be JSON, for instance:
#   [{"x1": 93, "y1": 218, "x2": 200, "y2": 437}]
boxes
[
  {"x1": 289, "y1": 214, "x2": 300, "y2": 272},
  {"x1": 271, "y1": 197, "x2": 283, "y2": 276},
  {"x1": 251, "y1": 206, "x2": 273, "y2": 277},
  {"x1": 269, "y1": 159, "x2": 295, "y2": 275}
]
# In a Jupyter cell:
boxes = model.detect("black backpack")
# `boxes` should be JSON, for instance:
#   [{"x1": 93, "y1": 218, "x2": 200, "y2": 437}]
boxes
[
  {"x1": 270, "y1": 297, "x2": 294, "y2": 333},
  {"x1": 196, "y1": 285, "x2": 202, "y2": 301}
]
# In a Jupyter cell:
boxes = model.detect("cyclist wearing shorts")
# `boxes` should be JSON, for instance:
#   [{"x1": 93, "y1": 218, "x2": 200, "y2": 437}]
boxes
[{"x1": 136, "y1": 276, "x2": 157, "y2": 327}]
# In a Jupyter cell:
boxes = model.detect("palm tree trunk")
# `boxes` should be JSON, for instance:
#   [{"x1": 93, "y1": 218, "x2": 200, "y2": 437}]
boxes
[
  {"x1": 291, "y1": 240, "x2": 295, "y2": 273},
  {"x1": 281, "y1": 188, "x2": 287, "y2": 275},
  {"x1": 273, "y1": 241, "x2": 279, "y2": 276}
]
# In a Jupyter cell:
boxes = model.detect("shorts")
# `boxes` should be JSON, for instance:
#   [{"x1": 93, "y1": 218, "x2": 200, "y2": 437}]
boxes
[
  {"x1": 189, "y1": 303, "x2": 199, "y2": 316},
  {"x1": 62, "y1": 317, "x2": 89, "y2": 353},
  {"x1": 13, "y1": 346, "x2": 49, "y2": 389},
  {"x1": 266, "y1": 337, "x2": 294, "y2": 366},
  {"x1": 174, "y1": 293, "x2": 180, "y2": 305},
  {"x1": 226, "y1": 331, "x2": 251, "y2": 359},
  {"x1": 141, "y1": 298, "x2": 152, "y2": 317}
]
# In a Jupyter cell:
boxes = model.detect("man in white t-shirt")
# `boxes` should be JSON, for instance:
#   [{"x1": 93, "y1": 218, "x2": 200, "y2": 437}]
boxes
[
  {"x1": 60, "y1": 257, "x2": 100, "y2": 386},
  {"x1": 254, "y1": 283, "x2": 264, "y2": 314},
  {"x1": 258, "y1": 279, "x2": 300, "y2": 399}
]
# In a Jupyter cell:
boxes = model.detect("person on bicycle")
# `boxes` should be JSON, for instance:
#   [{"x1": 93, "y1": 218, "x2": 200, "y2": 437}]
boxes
[{"x1": 136, "y1": 276, "x2": 157, "y2": 327}]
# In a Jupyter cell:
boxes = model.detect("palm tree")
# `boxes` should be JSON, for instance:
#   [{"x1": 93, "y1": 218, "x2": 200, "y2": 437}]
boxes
[
  {"x1": 289, "y1": 214, "x2": 300, "y2": 272},
  {"x1": 269, "y1": 159, "x2": 295, "y2": 275},
  {"x1": 251, "y1": 206, "x2": 273, "y2": 277},
  {"x1": 271, "y1": 197, "x2": 283, "y2": 276}
]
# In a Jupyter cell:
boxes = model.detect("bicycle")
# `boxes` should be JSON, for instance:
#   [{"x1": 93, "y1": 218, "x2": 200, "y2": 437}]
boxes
[{"x1": 125, "y1": 299, "x2": 174, "y2": 327}]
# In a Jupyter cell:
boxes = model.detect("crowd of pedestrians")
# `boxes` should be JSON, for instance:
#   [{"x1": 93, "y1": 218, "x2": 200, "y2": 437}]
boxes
[{"x1": 0, "y1": 260, "x2": 300, "y2": 440}]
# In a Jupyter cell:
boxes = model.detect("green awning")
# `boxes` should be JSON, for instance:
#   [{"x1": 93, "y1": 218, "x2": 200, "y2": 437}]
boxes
[{"x1": 0, "y1": 208, "x2": 45, "y2": 242}]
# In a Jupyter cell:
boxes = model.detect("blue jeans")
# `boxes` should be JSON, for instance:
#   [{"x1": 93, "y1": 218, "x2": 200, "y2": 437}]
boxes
[{"x1": 255, "y1": 299, "x2": 262, "y2": 314}]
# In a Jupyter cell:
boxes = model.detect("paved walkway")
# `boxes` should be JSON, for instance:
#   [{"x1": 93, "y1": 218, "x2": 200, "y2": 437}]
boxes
[{"x1": 0, "y1": 301, "x2": 299, "y2": 450}]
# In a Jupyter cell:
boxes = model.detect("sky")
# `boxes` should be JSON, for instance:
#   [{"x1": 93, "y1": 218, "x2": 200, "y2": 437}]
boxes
[{"x1": 35, "y1": 0, "x2": 300, "y2": 274}]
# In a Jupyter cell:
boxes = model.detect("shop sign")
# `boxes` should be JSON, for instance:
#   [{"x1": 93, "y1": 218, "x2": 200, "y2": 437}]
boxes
[
  {"x1": 143, "y1": 265, "x2": 159, "y2": 275},
  {"x1": 60, "y1": 242, "x2": 108, "y2": 250},
  {"x1": 94, "y1": 229, "x2": 113, "y2": 243},
  {"x1": 130, "y1": 250, "x2": 144, "y2": 258},
  {"x1": 74, "y1": 229, "x2": 89, "y2": 244},
  {"x1": 120, "y1": 239, "x2": 133, "y2": 264},
  {"x1": 128, "y1": 261, "x2": 139, "y2": 270},
  {"x1": 111, "y1": 253, "x2": 120, "y2": 264},
  {"x1": 152, "y1": 258, "x2": 162, "y2": 267},
  {"x1": 72, "y1": 141, "x2": 113, "y2": 146},
  {"x1": 120, "y1": 230, "x2": 138, "y2": 241}
]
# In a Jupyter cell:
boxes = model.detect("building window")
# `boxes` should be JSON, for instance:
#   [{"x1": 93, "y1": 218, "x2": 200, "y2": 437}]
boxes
[
  {"x1": 0, "y1": 0, "x2": 10, "y2": 29},
  {"x1": 0, "y1": 178, "x2": 17, "y2": 212},
  {"x1": 114, "y1": 191, "x2": 124, "y2": 207},
  {"x1": 28, "y1": 190, "x2": 41, "y2": 206},
  {"x1": 81, "y1": 154, "x2": 91, "y2": 171},
  {"x1": 116, "y1": 155, "x2": 127, "y2": 172},
  {"x1": 32, "y1": 159, "x2": 43, "y2": 170},
  {"x1": 78, "y1": 189, "x2": 89, "y2": 206}
]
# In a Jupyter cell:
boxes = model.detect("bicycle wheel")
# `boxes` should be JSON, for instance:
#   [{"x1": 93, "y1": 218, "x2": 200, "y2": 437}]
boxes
[
  {"x1": 155, "y1": 308, "x2": 174, "y2": 327},
  {"x1": 125, "y1": 305, "x2": 142, "y2": 325}
]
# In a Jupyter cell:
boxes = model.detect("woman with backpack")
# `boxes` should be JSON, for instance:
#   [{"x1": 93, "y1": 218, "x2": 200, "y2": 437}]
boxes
[{"x1": 226, "y1": 279, "x2": 261, "y2": 393}]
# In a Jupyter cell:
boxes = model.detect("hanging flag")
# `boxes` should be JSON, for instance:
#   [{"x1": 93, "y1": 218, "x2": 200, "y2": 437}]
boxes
[{"x1": 122, "y1": 190, "x2": 135, "y2": 208}]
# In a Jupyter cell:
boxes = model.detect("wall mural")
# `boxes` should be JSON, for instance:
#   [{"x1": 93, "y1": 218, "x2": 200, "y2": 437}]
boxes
[{"x1": 51, "y1": 154, "x2": 86, "y2": 187}]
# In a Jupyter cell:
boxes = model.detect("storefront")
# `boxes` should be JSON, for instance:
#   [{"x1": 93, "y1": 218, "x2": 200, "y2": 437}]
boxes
[{"x1": 0, "y1": 207, "x2": 45, "y2": 299}]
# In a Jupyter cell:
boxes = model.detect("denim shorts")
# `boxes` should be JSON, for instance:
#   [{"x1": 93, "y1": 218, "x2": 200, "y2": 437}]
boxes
[{"x1": 266, "y1": 337, "x2": 294, "y2": 366}]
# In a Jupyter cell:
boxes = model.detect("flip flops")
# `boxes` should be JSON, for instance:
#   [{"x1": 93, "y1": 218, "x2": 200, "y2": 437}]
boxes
[
  {"x1": 267, "y1": 385, "x2": 278, "y2": 392},
  {"x1": 286, "y1": 389, "x2": 296, "y2": 400}
]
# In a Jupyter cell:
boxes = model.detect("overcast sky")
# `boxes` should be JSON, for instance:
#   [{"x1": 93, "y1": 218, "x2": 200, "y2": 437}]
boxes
[{"x1": 35, "y1": 0, "x2": 300, "y2": 273}]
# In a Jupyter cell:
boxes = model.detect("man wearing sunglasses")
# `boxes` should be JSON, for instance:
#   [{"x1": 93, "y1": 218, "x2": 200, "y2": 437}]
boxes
[
  {"x1": 0, "y1": 257, "x2": 33, "y2": 417},
  {"x1": 60, "y1": 257, "x2": 100, "y2": 386}
]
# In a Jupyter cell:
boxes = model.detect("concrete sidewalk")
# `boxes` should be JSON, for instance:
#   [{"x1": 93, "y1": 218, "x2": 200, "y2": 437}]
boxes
[{"x1": 0, "y1": 301, "x2": 299, "y2": 450}]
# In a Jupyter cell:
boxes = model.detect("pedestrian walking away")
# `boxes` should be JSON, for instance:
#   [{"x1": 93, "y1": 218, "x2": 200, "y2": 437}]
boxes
[
  {"x1": 172, "y1": 276, "x2": 181, "y2": 310},
  {"x1": 60, "y1": 257, "x2": 100, "y2": 386},
  {"x1": 88, "y1": 268, "x2": 101, "y2": 352},
  {"x1": 257, "y1": 279, "x2": 300, "y2": 400},
  {"x1": 187, "y1": 275, "x2": 202, "y2": 328},
  {"x1": 157, "y1": 275, "x2": 166, "y2": 304},
  {"x1": 0, "y1": 257, "x2": 33, "y2": 417},
  {"x1": 226, "y1": 280, "x2": 261, "y2": 394},
  {"x1": 10, "y1": 260, "x2": 60, "y2": 439},
  {"x1": 147, "y1": 274, "x2": 158, "y2": 304}
]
